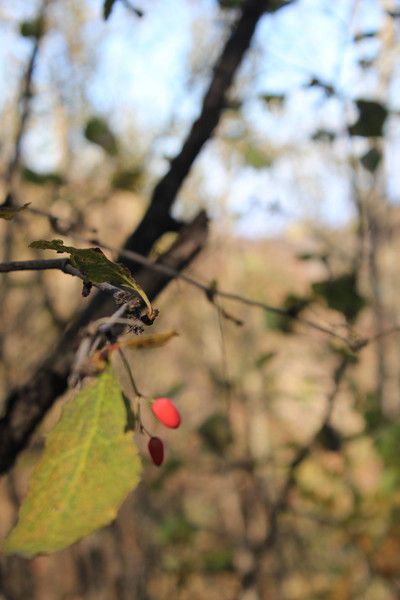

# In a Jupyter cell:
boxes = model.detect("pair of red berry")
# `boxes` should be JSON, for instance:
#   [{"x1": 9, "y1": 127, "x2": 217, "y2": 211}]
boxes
[{"x1": 147, "y1": 397, "x2": 181, "y2": 466}]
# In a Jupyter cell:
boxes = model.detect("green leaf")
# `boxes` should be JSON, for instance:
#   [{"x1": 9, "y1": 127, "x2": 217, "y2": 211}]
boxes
[
  {"x1": 20, "y1": 18, "x2": 44, "y2": 38},
  {"x1": 84, "y1": 117, "x2": 118, "y2": 155},
  {"x1": 264, "y1": 294, "x2": 310, "y2": 333},
  {"x1": 202, "y1": 549, "x2": 234, "y2": 573},
  {"x1": 311, "y1": 129, "x2": 336, "y2": 143},
  {"x1": 4, "y1": 369, "x2": 141, "y2": 557},
  {"x1": 349, "y1": 100, "x2": 388, "y2": 137},
  {"x1": 297, "y1": 252, "x2": 328, "y2": 263},
  {"x1": 22, "y1": 167, "x2": 64, "y2": 186},
  {"x1": 157, "y1": 517, "x2": 197, "y2": 545},
  {"x1": 375, "y1": 421, "x2": 400, "y2": 472},
  {"x1": 29, "y1": 239, "x2": 153, "y2": 316},
  {"x1": 255, "y1": 351, "x2": 276, "y2": 369},
  {"x1": 353, "y1": 30, "x2": 378, "y2": 42},
  {"x1": 243, "y1": 144, "x2": 273, "y2": 169},
  {"x1": 365, "y1": 405, "x2": 388, "y2": 433},
  {"x1": 103, "y1": 0, "x2": 117, "y2": 19},
  {"x1": 329, "y1": 341, "x2": 359, "y2": 364},
  {"x1": 0, "y1": 203, "x2": 30, "y2": 220},
  {"x1": 198, "y1": 413, "x2": 232, "y2": 455},
  {"x1": 359, "y1": 58, "x2": 374, "y2": 70},
  {"x1": 360, "y1": 147, "x2": 382, "y2": 172},
  {"x1": 312, "y1": 273, "x2": 365, "y2": 322},
  {"x1": 316, "y1": 424, "x2": 342, "y2": 452},
  {"x1": 265, "y1": 310, "x2": 289, "y2": 332},
  {"x1": 260, "y1": 94, "x2": 285, "y2": 107},
  {"x1": 306, "y1": 78, "x2": 335, "y2": 97},
  {"x1": 111, "y1": 168, "x2": 143, "y2": 191},
  {"x1": 218, "y1": 0, "x2": 243, "y2": 8}
]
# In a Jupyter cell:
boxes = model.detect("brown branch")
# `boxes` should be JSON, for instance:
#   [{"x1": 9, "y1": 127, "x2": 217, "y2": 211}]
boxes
[
  {"x1": 5, "y1": 32, "x2": 40, "y2": 188},
  {"x1": 86, "y1": 235, "x2": 356, "y2": 345},
  {"x1": 0, "y1": 258, "x2": 130, "y2": 298},
  {"x1": 120, "y1": 0, "x2": 144, "y2": 18},
  {"x1": 0, "y1": 2, "x2": 49, "y2": 394},
  {"x1": 0, "y1": 212, "x2": 209, "y2": 475},
  {"x1": 0, "y1": 0, "x2": 286, "y2": 474},
  {"x1": 0, "y1": 258, "x2": 71, "y2": 273},
  {"x1": 22, "y1": 200, "x2": 359, "y2": 345},
  {"x1": 14, "y1": 200, "x2": 397, "y2": 351},
  {"x1": 264, "y1": 355, "x2": 349, "y2": 549},
  {"x1": 239, "y1": 355, "x2": 350, "y2": 594},
  {"x1": 119, "y1": 0, "x2": 282, "y2": 267}
]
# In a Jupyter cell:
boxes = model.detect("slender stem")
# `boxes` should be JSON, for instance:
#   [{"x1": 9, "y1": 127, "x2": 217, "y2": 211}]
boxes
[
  {"x1": 0, "y1": 258, "x2": 137, "y2": 298},
  {"x1": 4, "y1": 206, "x2": 398, "y2": 351},
  {"x1": 0, "y1": 258, "x2": 69, "y2": 272},
  {"x1": 69, "y1": 233, "x2": 356, "y2": 347},
  {"x1": 117, "y1": 347, "x2": 142, "y2": 398},
  {"x1": 120, "y1": 0, "x2": 144, "y2": 17}
]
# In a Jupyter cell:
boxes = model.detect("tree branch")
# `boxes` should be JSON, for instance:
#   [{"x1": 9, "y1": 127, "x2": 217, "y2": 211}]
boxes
[
  {"x1": 75, "y1": 233, "x2": 358, "y2": 346},
  {"x1": 0, "y1": 258, "x2": 135, "y2": 298},
  {"x1": 0, "y1": 0, "x2": 286, "y2": 474},
  {"x1": 0, "y1": 213, "x2": 209, "y2": 474},
  {"x1": 120, "y1": 0, "x2": 281, "y2": 268},
  {"x1": 239, "y1": 355, "x2": 350, "y2": 594},
  {"x1": 0, "y1": 259, "x2": 70, "y2": 273}
]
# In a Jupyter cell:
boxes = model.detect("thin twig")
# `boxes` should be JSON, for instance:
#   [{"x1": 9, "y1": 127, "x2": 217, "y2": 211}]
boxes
[
  {"x1": 0, "y1": 204, "x2": 382, "y2": 351},
  {"x1": 0, "y1": 258, "x2": 136, "y2": 299},
  {"x1": 76, "y1": 235, "x2": 363, "y2": 346},
  {"x1": 0, "y1": 258, "x2": 70, "y2": 273},
  {"x1": 5, "y1": 206, "x2": 400, "y2": 353},
  {"x1": 263, "y1": 354, "x2": 349, "y2": 551},
  {"x1": 120, "y1": 0, "x2": 144, "y2": 17},
  {"x1": 21, "y1": 208, "x2": 358, "y2": 347},
  {"x1": 239, "y1": 355, "x2": 350, "y2": 594},
  {"x1": 0, "y1": 0, "x2": 272, "y2": 477},
  {"x1": 117, "y1": 347, "x2": 142, "y2": 397},
  {"x1": 0, "y1": 229, "x2": 356, "y2": 347}
]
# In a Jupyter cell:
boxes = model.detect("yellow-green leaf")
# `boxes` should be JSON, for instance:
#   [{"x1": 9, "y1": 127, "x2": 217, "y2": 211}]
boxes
[
  {"x1": 0, "y1": 203, "x2": 30, "y2": 220},
  {"x1": 29, "y1": 239, "x2": 153, "y2": 316},
  {"x1": 120, "y1": 330, "x2": 178, "y2": 350},
  {"x1": 4, "y1": 369, "x2": 141, "y2": 557},
  {"x1": 87, "y1": 331, "x2": 179, "y2": 373}
]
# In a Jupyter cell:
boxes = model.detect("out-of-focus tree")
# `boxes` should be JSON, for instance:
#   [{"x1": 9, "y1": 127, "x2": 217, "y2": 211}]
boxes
[{"x1": 1, "y1": 0, "x2": 400, "y2": 598}]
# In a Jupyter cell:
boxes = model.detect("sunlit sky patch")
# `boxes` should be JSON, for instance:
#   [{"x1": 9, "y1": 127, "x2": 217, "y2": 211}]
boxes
[{"x1": 0, "y1": 0, "x2": 398, "y2": 236}]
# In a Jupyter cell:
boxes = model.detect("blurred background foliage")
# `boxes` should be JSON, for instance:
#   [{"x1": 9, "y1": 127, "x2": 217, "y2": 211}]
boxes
[{"x1": 1, "y1": 0, "x2": 400, "y2": 598}]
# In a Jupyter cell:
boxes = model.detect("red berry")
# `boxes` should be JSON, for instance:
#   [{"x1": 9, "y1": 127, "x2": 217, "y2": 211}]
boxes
[
  {"x1": 148, "y1": 436, "x2": 164, "y2": 466},
  {"x1": 151, "y1": 397, "x2": 181, "y2": 429}
]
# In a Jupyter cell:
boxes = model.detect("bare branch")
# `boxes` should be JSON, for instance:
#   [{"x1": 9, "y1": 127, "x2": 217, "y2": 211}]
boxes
[
  {"x1": 0, "y1": 258, "x2": 132, "y2": 297},
  {"x1": 0, "y1": 212, "x2": 209, "y2": 474},
  {"x1": 0, "y1": 1, "x2": 288, "y2": 474},
  {"x1": 82, "y1": 235, "x2": 356, "y2": 345},
  {"x1": 6, "y1": 202, "x2": 382, "y2": 350},
  {"x1": 5, "y1": 31, "x2": 40, "y2": 187},
  {"x1": 120, "y1": 0, "x2": 279, "y2": 266},
  {"x1": 0, "y1": 258, "x2": 70, "y2": 273},
  {"x1": 120, "y1": 0, "x2": 144, "y2": 18},
  {"x1": 267, "y1": 355, "x2": 348, "y2": 543},
  {"x1": 239, "y1": 355, "x2": 350, "y2": 594},
  {"x1": 18, "y1": 206, "x2": 358, "y2": 347}
]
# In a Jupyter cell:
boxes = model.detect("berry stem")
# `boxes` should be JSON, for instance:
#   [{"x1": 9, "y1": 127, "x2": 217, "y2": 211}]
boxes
[{"x1": 117, "y1": 347, "x2": 143, "y2": 398}]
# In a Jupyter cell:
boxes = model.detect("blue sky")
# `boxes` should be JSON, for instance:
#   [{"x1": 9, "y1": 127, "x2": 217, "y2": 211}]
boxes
[{"x1": 0, "y1": 0, "x2": 398, "y2": 235}]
